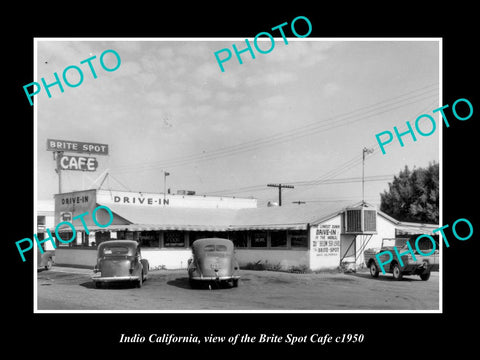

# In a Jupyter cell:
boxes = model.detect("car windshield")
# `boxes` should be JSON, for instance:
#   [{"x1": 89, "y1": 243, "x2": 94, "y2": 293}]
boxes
[
  {"x1": 103, "y1": 246, "x2": 130, "y2": 255},
  {"x1": 382, "y1": 239, "x2": 396, "y2": 247}
]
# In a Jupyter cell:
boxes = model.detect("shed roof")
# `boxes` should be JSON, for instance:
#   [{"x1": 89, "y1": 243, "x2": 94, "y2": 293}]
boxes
[
  {"x1": 83, "y1": 200, "x2": 355, "y2": 232},
  {"x1": 57, "y1": 200, "x2": 436, "y2": 233}
]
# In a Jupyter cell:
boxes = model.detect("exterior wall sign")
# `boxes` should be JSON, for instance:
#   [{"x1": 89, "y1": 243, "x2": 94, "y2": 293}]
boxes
[
  {"x1": 312, "y1": 224, "x2": 341, "y2": 257},
  {"x1": 60, "y1": 212, "x2": 72, "y2": 222},
  {"x1": 58, "y1": 155, "x2": 98, "y2": 171},
  {"x1": 95, "y1": 189, "x2": 257, "y2": 209},
  {"x1": 111, "y1": 193, "x2": 170, "y2": 206},
  {"x1": 47, "y1": 139, "x2": 109, "y2": 155}
]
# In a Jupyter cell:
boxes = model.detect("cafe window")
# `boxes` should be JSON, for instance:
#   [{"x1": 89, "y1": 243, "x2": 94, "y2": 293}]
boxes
[
  {"x1": 270, "y1": 230, "x2": 287, "y2": 247},
  {"x1": 164, "y1": 231, "x2": 185, "y2": 248},
  {"x1": 117, "y1": 231, "x2": 138, "y2": 241},
  {"x1": 251, "y1": 231, "x2": 267, "y2": 247},
  {"x1": 139, "y1": 231, "x2": 160, "y2": 248},
  {"x1": 57, "y1": 232, "x2": 75, "y2": 246},
  {"x1": 95, "y1": 231, "x2": 111, "y2": 246},
  {"x1": 289, "y1": 230, "x2": 308, "y2": 248},
  {"x1": 227, "y1": 231, "x2": 247, "y2": 248},
  {"x1": 190, "y1": 231, "x2": 214, "y2": 243}
]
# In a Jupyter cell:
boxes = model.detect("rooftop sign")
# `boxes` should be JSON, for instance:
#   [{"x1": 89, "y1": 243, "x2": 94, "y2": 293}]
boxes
[{"x1": 47, "y1": 139, "x2": 109, "y2": 155}]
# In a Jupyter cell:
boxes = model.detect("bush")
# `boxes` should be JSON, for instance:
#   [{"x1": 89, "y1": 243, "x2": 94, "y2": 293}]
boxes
[
  {"x1": 242, "y1": 260, "x2": 266, "y2": 271},
  {"x1": 149, "y1": 264, "x2": 166, "y2": 271},
  {"x1": 242, "y1": 261, "x2": 311, "y2": 273},
  {"x1": 287, "y1": 264, "x2": 312, "y2": 274}
]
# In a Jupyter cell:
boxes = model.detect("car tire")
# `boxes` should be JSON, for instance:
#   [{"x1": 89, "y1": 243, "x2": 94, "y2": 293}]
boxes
[
  {"x1": 45, "y1": 258, "x2": 53, "y2": 271},
  {"x1": 369, "y1": 262, "x2": 379, "y2": 278},
  {"x1": 232, "y1": 279, "x2": 239, "y2": 288},
  {"x1": 420, "y1": 271, "x2": 431, "y2": 281},
  {"x1": 392, "y1": 263, "x2": 403, "y2": 280}
]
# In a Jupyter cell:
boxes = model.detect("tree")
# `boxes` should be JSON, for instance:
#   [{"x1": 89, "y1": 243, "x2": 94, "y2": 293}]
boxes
[{"x1": 380, "y1": 162, "x2": 439, "y2": 224}]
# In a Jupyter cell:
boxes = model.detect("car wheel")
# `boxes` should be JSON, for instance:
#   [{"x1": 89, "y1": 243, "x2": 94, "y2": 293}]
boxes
[
  {"x1": 420, "y1": 271, "x2": 431, "y2": 281},
  {"x1": 45, "y1": 258, "x2": 53, "y2": 271},
  {"x1": 232, "y1": 279, "x2": 239, "y2": 288},
  {"x1": 392, "y1": 263, "x2": 403, "y2": 280},
  {"x1": 369, "y1": 262, "x2": 379, "y2": 278}
]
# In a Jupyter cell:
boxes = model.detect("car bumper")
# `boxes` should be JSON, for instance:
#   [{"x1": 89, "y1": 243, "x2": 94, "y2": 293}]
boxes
[
  {"x1": 401, "y1": 263, "x2": 435, "y2": 274},
  {"x1": 91, "y1": 274, "x2": 140, "y2": 282},
  {"x1": 190, "y1": 275, "x2": 240, "y2": 281}
]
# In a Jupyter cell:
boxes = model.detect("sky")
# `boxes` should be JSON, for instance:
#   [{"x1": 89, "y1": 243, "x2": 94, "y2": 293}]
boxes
[{"x1": 35, "y1": 38, "x2": 440, "y2": 207}]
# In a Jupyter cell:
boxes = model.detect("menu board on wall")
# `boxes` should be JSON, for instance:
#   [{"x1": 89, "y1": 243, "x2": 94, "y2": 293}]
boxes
[{"x1": 312, "y1": 224, "x2": 340, "y2": 256}]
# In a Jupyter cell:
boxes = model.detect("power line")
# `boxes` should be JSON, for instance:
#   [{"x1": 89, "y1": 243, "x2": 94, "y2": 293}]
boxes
[
  {"x1": 203, "y1": 174, "x2": 394, "y2": 196},
  {"x1": 115, "y1": 92, "x2": 437, "y2": 173},
  {"x1": 282, "y1": 97, "x2": 440, "y2": 201},
  {"x1": 110, "y1": 84, "x2": 439, "y2": 174}
]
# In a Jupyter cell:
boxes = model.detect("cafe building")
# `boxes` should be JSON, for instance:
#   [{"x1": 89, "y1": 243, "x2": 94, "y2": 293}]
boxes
[{"x1": 51, "y1": 188, "x2": 439, "y2": 271}]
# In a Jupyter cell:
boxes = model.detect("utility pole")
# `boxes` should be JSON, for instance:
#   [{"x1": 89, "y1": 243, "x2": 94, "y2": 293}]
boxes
[
  {"x1": 54, "y1": 151, "x2": 64, "y2": 193},
  {"x1": 362, "y1": 147, "x2": 374, "y2": 204},
  {"x1": 267, "y1": 183, "x2": 294, "y2": 206},
  {"x1": 164, "y1": 171, "x2": 170, "y2": 204}
]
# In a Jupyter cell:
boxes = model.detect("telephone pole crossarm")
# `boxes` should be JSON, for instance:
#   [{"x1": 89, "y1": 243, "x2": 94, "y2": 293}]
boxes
[{"x1": 267, "y1": 183, "x2": 294, "y2": 206}]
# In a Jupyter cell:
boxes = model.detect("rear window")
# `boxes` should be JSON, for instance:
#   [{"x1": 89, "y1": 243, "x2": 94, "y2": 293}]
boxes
[
  {"x1": 103, "y1": 246, "x2": 130, "y2": 255},
  {"x1": 215, "y1": 245, "x2": 227, "y2": 251},
  {"x1": 203, "y1": 244, "x2": 228, "y2": 252}
]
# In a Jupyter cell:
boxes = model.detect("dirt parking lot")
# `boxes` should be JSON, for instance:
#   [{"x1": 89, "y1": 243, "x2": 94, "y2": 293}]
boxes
[{"x1": 36, "y1": 267, "x2": 439, "y2": 311}]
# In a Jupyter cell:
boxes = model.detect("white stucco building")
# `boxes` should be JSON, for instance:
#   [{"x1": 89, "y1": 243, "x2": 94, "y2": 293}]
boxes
[{"x1": 48, "y1": 189, "x2": 439, "y2": 271}]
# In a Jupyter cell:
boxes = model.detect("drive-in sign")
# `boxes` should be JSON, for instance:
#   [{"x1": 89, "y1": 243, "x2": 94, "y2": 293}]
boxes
[
  {"x1": 59, "y1": 155, "x2": 98, "y2": 171},
  {"x1": 47, "y1": 139, "x2": 109, "y2": 155}
]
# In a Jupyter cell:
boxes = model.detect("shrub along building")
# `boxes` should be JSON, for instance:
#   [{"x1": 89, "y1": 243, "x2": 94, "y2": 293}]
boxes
[{"x1": 51, "y1": 189, "x2": 439, "y2": 271}]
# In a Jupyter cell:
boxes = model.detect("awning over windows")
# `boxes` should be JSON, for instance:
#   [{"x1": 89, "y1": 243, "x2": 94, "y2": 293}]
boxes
[{"x1": 53, "y1": 202, "x2": 348, "y2": 233}]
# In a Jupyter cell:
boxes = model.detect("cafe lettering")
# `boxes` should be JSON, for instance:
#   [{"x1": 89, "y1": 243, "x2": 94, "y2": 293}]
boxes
[{"x1": 59, "y1": 155, "x2": 98, "y2": 171}]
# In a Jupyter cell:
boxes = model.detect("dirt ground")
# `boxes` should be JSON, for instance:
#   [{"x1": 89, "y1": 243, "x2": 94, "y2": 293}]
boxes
[{"x1": 36, "y1": 267, "x2": 440, "y2": 311}]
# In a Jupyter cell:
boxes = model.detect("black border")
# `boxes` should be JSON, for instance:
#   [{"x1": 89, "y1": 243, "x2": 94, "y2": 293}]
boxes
[{"x1": 7, "y1": 4, "x2": 478, "y2": 355}]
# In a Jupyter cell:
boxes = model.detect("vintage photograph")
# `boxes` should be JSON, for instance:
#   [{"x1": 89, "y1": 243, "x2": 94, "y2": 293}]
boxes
[{"x1": 34, "y1": 38, "x2": 441, "y2": 312}]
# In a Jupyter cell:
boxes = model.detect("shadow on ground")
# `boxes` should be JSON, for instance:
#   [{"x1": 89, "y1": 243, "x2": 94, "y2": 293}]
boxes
[
  {"x1": 79, "y1": 280, "x2": 145, "y2": 290},
  {"x1": 167, "y1": 277, "x2": 236, "y2": 290},
  {"x1": 348, "y1": 272, "x2": 422, "y2": 282}
]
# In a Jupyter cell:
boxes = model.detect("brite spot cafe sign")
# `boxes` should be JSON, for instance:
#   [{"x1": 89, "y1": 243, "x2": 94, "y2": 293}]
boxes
[{"x1": 47, "y1": 139, "x2": 108, "y2": 172}]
